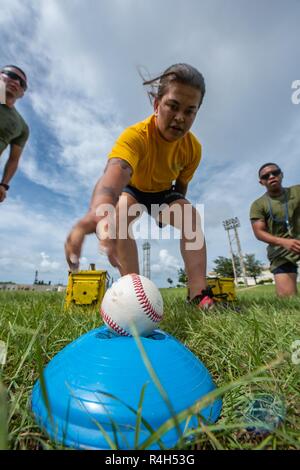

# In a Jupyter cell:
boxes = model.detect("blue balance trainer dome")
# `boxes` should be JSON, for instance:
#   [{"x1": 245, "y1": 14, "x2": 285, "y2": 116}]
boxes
[{"x1": 32, "y1": 327, "x2": 222, "y2": 450}]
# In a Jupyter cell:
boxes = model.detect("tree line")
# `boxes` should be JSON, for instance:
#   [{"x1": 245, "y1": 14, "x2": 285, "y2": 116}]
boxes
[{"x1": 168, "y1": 253, "x2": 266, "y2": 287}]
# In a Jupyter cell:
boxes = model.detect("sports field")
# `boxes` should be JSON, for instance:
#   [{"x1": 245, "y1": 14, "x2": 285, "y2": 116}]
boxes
[{"x1": 0, "y1": 285, "x2": 299, "y2": 450}]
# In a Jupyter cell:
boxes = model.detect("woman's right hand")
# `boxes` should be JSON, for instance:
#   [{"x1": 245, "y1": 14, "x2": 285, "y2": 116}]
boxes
[{"x1": 65, "y1": 213, "x2": 97, "y2": 272}]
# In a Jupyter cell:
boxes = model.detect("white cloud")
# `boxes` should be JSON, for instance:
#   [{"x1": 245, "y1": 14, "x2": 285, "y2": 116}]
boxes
[
  {"x1": 39, "y1": 252, "x2": 60, "y2": 272},
  {"x1": 0, "y1": 0, "x2": 28, "y2": 26},
  {"x1": 0, "y1": 197, "x2": 107, "y2": 282},
  {"x1": 151, "y1": 249, "x2": 181, "y2": 276}
]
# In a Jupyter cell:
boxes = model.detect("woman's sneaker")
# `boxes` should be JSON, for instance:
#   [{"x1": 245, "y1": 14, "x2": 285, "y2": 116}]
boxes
[{"x1": 189, "y1": 287, "x2": 215, "y2": 310}]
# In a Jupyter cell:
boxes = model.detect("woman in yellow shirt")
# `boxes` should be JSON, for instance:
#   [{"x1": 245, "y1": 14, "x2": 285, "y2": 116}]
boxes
[{"x1": 65, "y1": 63, "x2": 213, "y2": 308}]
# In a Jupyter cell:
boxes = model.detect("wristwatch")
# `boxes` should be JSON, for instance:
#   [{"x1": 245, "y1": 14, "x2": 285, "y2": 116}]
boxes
[{"x1": 0, "y1": 183, "x2": 9, "y2": 190}]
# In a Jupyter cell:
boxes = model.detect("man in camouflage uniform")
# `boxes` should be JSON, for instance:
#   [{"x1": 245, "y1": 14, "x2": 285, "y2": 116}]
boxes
[{"x1": 0, "y1": 65, "x2": 29, "y2": 203}]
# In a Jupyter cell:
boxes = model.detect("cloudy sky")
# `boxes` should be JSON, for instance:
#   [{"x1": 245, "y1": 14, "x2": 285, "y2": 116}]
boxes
[{"x1": 1, "y1": 0, "x2": 300, "y2": 287}]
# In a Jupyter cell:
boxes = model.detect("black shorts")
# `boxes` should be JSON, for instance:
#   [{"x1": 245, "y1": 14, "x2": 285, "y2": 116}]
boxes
[
  {"x1": 271, "y1": 261, "x2": 298, "y2": 275},
  {"x1": 122, "y1": 185, "x2": 185, "y2": 227}
]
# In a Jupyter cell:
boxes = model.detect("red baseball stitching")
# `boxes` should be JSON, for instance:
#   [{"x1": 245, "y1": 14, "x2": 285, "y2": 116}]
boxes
[
  {"x1": 100, "y1": 307, "x2": 130, "y2": 336},
  {"x1": 131, "y1": 274, "x2": 162, "y2": 323}
]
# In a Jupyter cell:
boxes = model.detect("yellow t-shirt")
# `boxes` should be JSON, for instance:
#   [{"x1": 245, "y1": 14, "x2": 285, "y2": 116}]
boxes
[{"x1": 107, "y1": 114, "x2": 201, "y2": 192}]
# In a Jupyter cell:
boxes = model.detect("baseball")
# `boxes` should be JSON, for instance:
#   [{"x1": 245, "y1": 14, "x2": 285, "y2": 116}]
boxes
[{"x1": 100, "y1": 274, "x2": 163, "y2": 337}]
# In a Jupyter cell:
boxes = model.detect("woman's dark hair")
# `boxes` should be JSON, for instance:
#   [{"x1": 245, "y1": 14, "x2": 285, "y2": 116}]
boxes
[
  {"x1": 2, "y1": 65, "x2": 27, "y2": 81},
  {"x1": 258, "y1": 162, "x2": 281, "y2": 177},
  {"x1": 142, "y1": 63, "x2": 205, "y2": 107}
]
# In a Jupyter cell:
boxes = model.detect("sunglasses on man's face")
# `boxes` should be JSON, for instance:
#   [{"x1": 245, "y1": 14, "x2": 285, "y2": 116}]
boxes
[
  {"x1": 1, "y1": 70, "x2": 27, "y2": 90},
  {"x1": 260, "y1": 169, "x2": 282, "y2": 181}
]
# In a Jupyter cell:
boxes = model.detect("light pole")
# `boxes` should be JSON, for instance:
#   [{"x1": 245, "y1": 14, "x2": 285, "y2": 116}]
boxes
[
  {"x1": 142, "y1": 242, "x2": 151, "y2": 279},
  {"x1": 223, "y1": 220, "x2": 238, "y2": 284},
  {"x1": 222, "y1": 217, "x2": 248, "y2": 286}
]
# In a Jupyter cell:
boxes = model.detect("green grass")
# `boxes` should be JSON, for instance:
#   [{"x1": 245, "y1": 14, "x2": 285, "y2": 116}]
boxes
[{"x1": 0, "y1": 285, "x2": 299, "y2": 450}]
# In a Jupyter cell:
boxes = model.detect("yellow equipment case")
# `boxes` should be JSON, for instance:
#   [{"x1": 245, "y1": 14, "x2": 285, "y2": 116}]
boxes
[
  {"x1": 65, "y1": 264, "x2": 107, "y2": 308},
  {"x1": 206, "y1": 277, "x2": 236, "y2": 302}
]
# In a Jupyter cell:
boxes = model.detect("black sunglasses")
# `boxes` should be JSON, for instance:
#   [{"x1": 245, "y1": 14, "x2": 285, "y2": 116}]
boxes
[
  {"x1": 1, "y1": 69, "x2": 27, "y2": 90},
  {"x1": 260, "y1": 169, "x2": 281, "y2": 181}
]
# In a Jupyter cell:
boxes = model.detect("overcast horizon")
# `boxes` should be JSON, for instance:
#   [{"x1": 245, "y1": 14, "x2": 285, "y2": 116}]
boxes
[{"x1": 1, "y1": 0, "x2": 300, "y2": 287}]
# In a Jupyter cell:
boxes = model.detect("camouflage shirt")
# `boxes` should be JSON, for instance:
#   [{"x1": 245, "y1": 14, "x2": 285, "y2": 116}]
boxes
[
  {"x1": 250, "y1": 185, "x2": 300, "y2": 270},
  {"x1": 0, "y1": 104, "x2": 29, "y2": 155}
]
